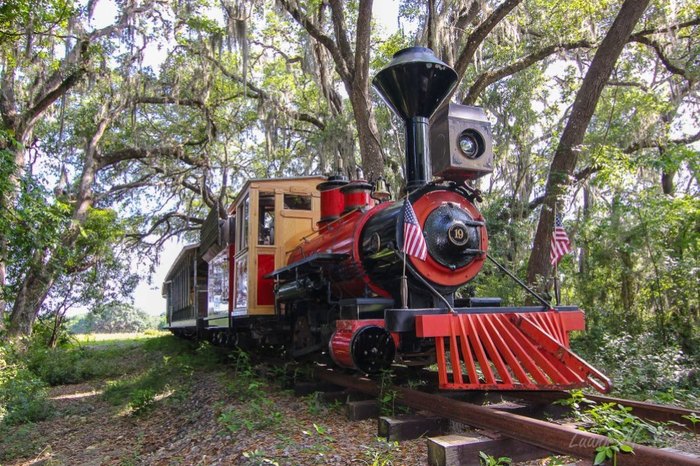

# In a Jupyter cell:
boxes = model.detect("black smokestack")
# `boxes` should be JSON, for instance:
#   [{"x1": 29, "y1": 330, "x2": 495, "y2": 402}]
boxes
[{"x1": 373, "y1": 47, "x2": 458, "y2": 191}]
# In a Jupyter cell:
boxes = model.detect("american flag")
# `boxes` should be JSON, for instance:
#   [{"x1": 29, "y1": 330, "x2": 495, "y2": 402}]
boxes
[
  {"x1": 403, "y1": 199, "x2": 427, "y2": 261},
  {"x1": 550, "y1": 212, "x2": 572, "y2": 266}
]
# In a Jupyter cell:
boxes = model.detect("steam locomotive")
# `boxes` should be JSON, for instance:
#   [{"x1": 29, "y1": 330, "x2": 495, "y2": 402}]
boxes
[{"x1": 163, "y1": 47, "x2": 611, "y2": 393}]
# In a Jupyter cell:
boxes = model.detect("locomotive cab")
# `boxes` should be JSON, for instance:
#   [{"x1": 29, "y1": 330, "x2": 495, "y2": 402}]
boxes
[{"x1": 227, "y1": 177, "x2": 324, "y2": 317}]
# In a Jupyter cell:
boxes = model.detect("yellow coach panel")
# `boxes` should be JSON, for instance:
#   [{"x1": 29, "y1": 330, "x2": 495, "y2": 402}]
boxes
[{"x1": 230, "y1": 177, "x2": 324, "y2": 316}]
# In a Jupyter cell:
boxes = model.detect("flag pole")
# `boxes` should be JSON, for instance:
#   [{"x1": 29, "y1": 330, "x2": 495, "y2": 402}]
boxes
[
  {"x1": 553, "y1": 204, "x2": 561, "y2": 305},
  {"x1": 553, "y1": 261, "x2": 561, "y2": 305},
  {"x1": 401, "y1": 197, "x2": 408, "y2": 309},
  {"x1": 401, "y1": 251, "x2": 408, "y2": 309}
]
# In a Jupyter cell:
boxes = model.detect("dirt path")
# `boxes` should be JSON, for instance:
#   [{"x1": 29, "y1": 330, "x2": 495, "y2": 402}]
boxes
[{"x1": 2, "y1": 342, "x2": 428, "y2": 465}]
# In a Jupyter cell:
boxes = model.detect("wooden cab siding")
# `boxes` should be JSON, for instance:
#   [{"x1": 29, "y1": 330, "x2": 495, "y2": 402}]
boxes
[{"x1": 229, "y1": 177, "x2": 324, "y2": 316}]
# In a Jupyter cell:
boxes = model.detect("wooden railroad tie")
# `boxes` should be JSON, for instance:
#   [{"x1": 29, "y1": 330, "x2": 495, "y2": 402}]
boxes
[
  {"x1": 345, "y1": 399, "x2": 380, "y2": 421},
  {"x1": 427, "y1": 434, "x2": 555, "y2": 466},
  {"x1": 378, "y1": 413, "x2": 448, "y2": 441}
]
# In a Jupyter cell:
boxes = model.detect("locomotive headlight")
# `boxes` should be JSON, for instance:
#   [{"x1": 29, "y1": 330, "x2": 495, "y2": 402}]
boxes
[{"x1": 458, "y1": 130, "x2": 484, "y2": 159}]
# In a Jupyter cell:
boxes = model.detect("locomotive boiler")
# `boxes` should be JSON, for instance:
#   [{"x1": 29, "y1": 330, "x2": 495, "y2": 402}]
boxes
[{"x1": 164, "y1": 47, "x2": 611, "y2": 393}]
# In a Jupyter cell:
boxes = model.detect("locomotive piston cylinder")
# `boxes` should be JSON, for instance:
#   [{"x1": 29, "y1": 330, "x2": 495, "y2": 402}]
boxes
[
  {"x1": 329, "y1": 321, "x2": 396, "y2": 374},
  {"x1": 275, "y1": 278, "x2": 322, "y2": 302}
]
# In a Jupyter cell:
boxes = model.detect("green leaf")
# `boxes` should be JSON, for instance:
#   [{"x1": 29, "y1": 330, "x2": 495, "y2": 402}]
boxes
[{"x1": 594, "y1": 449, "x2": 608, "y2": 465}]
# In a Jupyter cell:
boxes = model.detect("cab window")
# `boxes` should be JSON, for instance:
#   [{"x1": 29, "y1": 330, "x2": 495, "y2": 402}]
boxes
[
  {"x1": 258, "y1": 192, "x2": 275, "y2": 245},
  {"x1": 237, "y1": 195, "x2": 249, "y2": 250},
  {"x1": 283, "y1": 194, "x2": 311, "y2": 210}
]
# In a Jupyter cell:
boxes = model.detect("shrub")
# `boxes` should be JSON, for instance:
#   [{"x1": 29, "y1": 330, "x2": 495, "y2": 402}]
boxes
[
  {"x1": 69, "y1": 302, "x2": 160, "y2": 334},
  {"x1": 0, "y1": 345, "x2": 51, "y2": 425},
  {"x1": 128, "y1": 388, "x2": 158, "y2": 415},
  {"x1": 572, "y1": 331, "x2": 691, "y2": 394},
  {"x1": 26, "y1": 346, "x2": 91, "y2": 385},
  {"x1": 103, "y1": 367, "x2": 166, "y2": 406}
]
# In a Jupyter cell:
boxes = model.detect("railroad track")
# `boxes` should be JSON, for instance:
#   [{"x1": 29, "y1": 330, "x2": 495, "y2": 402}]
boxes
[
  {"x1": 312, "y1": 367, "x2": 699, "y2": 466},
  {"x1": 498, "y1": 389, "x2": 698, "y2": 431},
  {"x1": 386, "y1": 364, "x2": 698, "y2": 430}
]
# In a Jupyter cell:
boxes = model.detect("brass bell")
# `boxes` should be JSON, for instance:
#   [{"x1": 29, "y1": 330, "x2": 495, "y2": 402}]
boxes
[{"x1": 371, "y1": 176, "x2": 391, "y2": 202}]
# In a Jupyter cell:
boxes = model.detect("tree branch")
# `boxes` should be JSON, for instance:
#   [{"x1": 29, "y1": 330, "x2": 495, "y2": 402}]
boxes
[
  {"x1": 454, "y1": 0, "x2": 523, "y2": 78},
  {"x1": 127, "y1": 211, "x2": 204, "y2": 241},
  {"x1": 623, "y1": 128, "x2": 700, "y2": 154},
  {"x1": 632, "y1": 17, "x2": 700, "y2": 37},
  {"x1": 133, "y1": 96, "x2": 205, "y2": 107},
  {"x1": 96, "y1": 173, "x2": 156, "y2": 201},
  {"x1": 97, "y1": 146, "x2": 188, "y2": 169},
  {"x1": 629, "y1": 35, "x2": 690, "y2": 79},
  {"x1": 19, "y1": 1, "x2": 160, "y2": 135},
  {"x1": 185, "y1": 46, "x2": 327, "y2": 131},
  {"x1": 352, "y1": 0, "x2": 373, "y2": 88},
  {"x1": 329, "y1": 0, "x2": 354, "y2": 76},
  {"x1": 455, "y1": 1, "x2": 482, "y2": 32},
  {"x1": 250, "y1": 40, "x2": 301, "y2": 64},
  {"x1": 463, "y1": 39, "x2": 593, "y2": 104},
  {"x1": 290, "y1": 111, "x2": 326, "y2": 130},
  {"x1": 185, "y1": 45, "x2": 264, "y2": 98},
  {"x1": 21, "y1": 39, "x2": 90, "y2": 132},
  {"x1": 278, "y1": 0, "x2": 351, "y2": 82}
]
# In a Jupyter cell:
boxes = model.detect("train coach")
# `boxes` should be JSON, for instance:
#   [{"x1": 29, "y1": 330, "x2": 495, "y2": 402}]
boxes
[{"x1": 163, "y1": 47, "x2": 611, "y2": 393}]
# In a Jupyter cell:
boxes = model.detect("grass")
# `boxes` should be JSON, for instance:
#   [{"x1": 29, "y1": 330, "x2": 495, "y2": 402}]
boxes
[
  {"x1": 100, "y1": 336, "x2": 226, "y2": 414},
  {"x1": 0, "y1": 333, "x2": 230, "y2": 463},
  {"x1": 0, "y1": 335, "x2": 167, "y2": 460},
  {"x1": 71, "y1": 331, "x2": 169, "y2": 347},
  {"x1": 0, "y1": 423, "x2": 44, "y2": 463}
]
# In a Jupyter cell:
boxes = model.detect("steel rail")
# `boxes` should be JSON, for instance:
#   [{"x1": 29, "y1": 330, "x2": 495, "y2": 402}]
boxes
[
  {"x1": 316, "y1": 369, "x2": 700, "y2": 466},
  {"x1": 502, "y1": 390, "x2": 699, "y2": 430}
]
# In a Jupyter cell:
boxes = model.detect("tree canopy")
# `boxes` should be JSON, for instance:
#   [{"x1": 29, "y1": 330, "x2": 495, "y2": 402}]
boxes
[{"x1": 0, "y1": 0, "x2": 697, "y2": 357}]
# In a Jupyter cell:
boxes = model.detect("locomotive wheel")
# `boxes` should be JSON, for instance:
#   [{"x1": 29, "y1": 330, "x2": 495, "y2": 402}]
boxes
[
  {"x1": 292, "y1": 314, "x2": 313, "y2": 351},
  {"x1": 225, "y1": 330, "x2": 238, "y2": 347}
]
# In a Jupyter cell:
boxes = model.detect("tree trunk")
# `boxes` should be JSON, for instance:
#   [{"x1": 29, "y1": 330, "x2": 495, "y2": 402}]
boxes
[
  {"x1": 1, "y1": 141, "x2": 30, "y2": 332},
  {"x1": 1, "y1": 33, "x2": 95, "y2": 335},
  {"x1": 48, "y1": 311, "x2": 66, "y2": 348},
  {"x1": 280, "y1": 0, "x2": 384, "y2": 180},
  {"x1": 0, "y1": 258, "x2": 6, "y2": 329},
  {"x1": 526, "y1": 0, "x2": 651, "y2": 286},
  {"x1": 661, "y1": 169, "x2": 675, "y2": 195},
  {"x1": 8, "y1": 251, "x2": 55, "y2": 336},
  {"x1": 7, "y1": 102, "x2": 115, "y2": 336},
  {"x1": 345, "y1": 0, "x2": 383, "y2": 181},
  {"x1": 349, "y1": 88, "x2": 384, "y2": 180},
  {"x1": 578, "y1": 185, "x2": 591, "y2": 276}
]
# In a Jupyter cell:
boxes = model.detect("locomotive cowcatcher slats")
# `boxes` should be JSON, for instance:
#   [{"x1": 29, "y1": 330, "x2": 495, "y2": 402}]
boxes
[
  {"x1": 511, "y1": 314, "x2": 612, "y2": 393},
  {"x1": 472, "y1": 314, "x2": 510, "y2": 385},
  {"x1": 415, "y1": 310, "x2": 612, "y2": 393}
]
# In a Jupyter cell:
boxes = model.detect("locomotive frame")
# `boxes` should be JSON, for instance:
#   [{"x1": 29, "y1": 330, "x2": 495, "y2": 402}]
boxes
[{"x1": 163, "y1": 47, "x2": 611, "y2": 393}]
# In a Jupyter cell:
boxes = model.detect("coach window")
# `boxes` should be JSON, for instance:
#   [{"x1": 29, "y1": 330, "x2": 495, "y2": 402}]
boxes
[
  {"x1": 283, "y1": 194, "x2": 312, "y2": 211},
  {"x1": 258, "y1": 192, "x2": 275, "y2": 245},
  {"x1": 237, "y1": 195, "x2": 249, "y2": 251},
  {"x1": 208, "y1": 251, "x2": 228, "y2": 314},
  {"x1": 234, "y1": 257, "x2": 248, "y2": 309}
]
